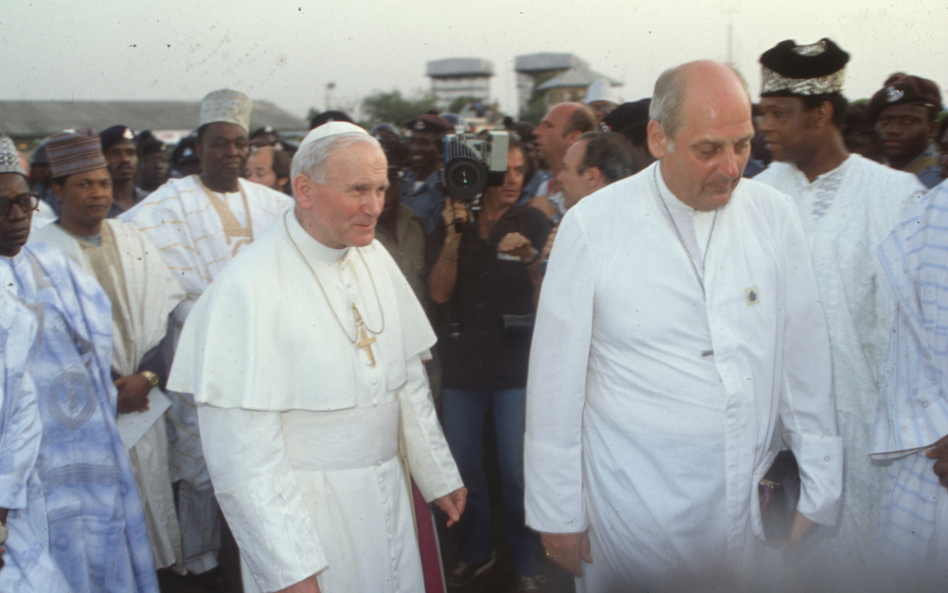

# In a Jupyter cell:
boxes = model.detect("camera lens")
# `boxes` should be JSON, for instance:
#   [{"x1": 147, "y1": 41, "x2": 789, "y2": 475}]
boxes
[
  {"x1": 450, "y1": 162, "x2": 480, "y2": 190},
  {"x1": 442, "y1": 156, "x2": 486, "y2": 201}
]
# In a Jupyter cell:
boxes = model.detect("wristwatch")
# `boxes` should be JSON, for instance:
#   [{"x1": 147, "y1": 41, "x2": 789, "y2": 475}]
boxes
[
  {"x1": 140, "y1": 370, "x2": 160, "y2": 387},
  {"x1": 0, "y1": 520, "x2": 8, "y2": 545}
]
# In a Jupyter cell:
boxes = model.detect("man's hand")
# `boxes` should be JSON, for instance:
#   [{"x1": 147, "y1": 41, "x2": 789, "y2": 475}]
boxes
[
  {"x1": 114, "y1": 373, "x2": 152, "y2": 414},
  {"x1": 498, "y1": 232, "x2": 536, "y2": 262},
  {"x1": 276, "y1": 575, "x2": 320, "y2": 593},
  {"x1": 433, "y1": 487, "x2": 468, "y2": 527},
  {"x1": 925, "y1": 433, "x2": 948, "y2": 489},
  {"x1": 440, "y1": 198, "x2": 468, "y2": 239},
  {"x1": 540, "y1": 530, "x2": 592, "y2": 576},
  {"x1": 776, "y1": 511, "x2": 818, "y2": 551}
]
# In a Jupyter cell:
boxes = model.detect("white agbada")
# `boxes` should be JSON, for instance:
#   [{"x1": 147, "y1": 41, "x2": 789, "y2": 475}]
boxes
[
  {"x1": 121, "y1": 174, "x2": 292, "y2": 572},
  {"x1": 31, "y1": 219, "x2": 186, "y2": 571},
  {"x1": 525, "y1": 163, "x2": 842, "y2": 592},
  {"x1": 168, "y1": 209, "x2": 463, "y2": 593},
  {"x1": 755, "y1": 155, "x2": 925, "y2": 560}
]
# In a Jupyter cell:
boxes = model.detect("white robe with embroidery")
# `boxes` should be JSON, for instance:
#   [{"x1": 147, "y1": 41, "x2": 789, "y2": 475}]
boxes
[
  {"x1": 32, "y1": 219, "x2": 187, "y2": 570},
  {"x1": 121, "y1": 175, "x2": 292, "y2": 572},
  {"x1": 168, "y1": 210, "x2": 463, "y2": 593},
  {"x1": 755, "y1": 155, "x2": 925, "y2": 571},
  {"x1": 525, "y1": 164, "x2": 842, "y2": 592}
]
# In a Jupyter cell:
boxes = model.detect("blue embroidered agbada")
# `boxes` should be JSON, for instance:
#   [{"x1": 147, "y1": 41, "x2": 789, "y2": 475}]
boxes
[{"x1": 0, "y1": 242, "x2": 158, "y2": 593}]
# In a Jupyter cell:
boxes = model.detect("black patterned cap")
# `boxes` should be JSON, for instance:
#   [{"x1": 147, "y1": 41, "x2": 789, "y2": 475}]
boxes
[{"x1": 760, "y1": 38, "x2": 849, "y2": 96}]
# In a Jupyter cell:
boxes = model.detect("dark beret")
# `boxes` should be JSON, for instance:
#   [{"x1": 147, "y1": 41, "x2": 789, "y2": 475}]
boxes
[
  {"x1": 601, "y1": 99, "x2": 651, "y2": 145},
  {"x1": 100, "y1": 125, "x2": 137, "y2": 152},
  {"x1": 136, "y1": 130, "x2": 166, "y2": 156},
  {"x1": 867, "y1": 75, "x2": 943, "y2": 123},
  {"x1": 404, "y1": 114, "x2": 452, "y2": 135}
]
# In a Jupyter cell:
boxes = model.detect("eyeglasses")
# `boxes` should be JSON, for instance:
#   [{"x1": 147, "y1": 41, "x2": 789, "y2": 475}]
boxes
[{"x1": 0, "y1": 193, "x2": 40, "y2": 216}]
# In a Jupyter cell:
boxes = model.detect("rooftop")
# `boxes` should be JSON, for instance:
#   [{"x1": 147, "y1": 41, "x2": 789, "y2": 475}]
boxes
[{"x1": 0, "y1": 99, "x2": 307, "y2": 137}]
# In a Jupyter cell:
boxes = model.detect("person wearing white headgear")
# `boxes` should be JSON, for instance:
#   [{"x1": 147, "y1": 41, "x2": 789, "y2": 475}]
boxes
[
  {"x1": 583, "y1": 79, "x2": 622, "y2": 124},
  {"x1": 168, "y1": 122, "x2": 466, "y2": 593},
  {"x1": 120, "y1": 89, "x2": 293, "y2": 586}
]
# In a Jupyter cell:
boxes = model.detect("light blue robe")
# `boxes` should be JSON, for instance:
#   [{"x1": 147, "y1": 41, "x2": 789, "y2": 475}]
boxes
[
  {"x1": 0, "y1": 288, "x2": 70, "y2": 593},
  {"x1": 0, "y1": 242, "x2": 158, "y2": 593}
]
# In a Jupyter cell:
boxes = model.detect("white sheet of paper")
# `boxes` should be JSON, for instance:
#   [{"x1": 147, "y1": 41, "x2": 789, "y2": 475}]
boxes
[{"x1": 117, "y1": 387, "x2": 171, "y2": 450}]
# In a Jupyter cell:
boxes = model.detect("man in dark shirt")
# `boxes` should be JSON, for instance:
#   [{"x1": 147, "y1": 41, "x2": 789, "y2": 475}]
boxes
[{"x1": 428, "y1": 136, "x2": 551, "y2": 592}]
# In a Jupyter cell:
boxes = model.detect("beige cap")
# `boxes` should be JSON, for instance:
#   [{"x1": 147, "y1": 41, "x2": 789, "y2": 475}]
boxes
[{"x1": 200, "y1": 89, "x2": 253, "y2": 132}]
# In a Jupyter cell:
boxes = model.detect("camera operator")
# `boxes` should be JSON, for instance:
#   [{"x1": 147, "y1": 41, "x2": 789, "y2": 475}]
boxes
[{"x1": 428, "y1": 134, "x2": 551, "y2": 591}]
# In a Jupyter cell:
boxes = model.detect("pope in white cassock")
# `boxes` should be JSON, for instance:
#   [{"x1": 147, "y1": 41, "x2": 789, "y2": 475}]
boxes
[
  {"x1": 168, "y1": 122, "x2": 466, "y2": 593},
  {"x1": 524, "y1": 61, "x2": 843, "y2": 593}
]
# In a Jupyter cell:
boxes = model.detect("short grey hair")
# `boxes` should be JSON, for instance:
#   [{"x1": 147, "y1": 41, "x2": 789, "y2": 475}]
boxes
[
  {"x1": 649, "y1": 62, "x2": 750, "y2": 150},
  {"x1": 290, "y1": 132, "x2": 382, "y2": 184}
]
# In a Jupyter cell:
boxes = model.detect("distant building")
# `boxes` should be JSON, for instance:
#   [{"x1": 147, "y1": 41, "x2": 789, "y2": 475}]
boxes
[
  {"x1": 0, "y1": 100, "x2": 308, "y2": 148},
  {"x1": 514, "y1": 53, "x2": 622, "y2": 115},
  {"x1": 426, "y1": 58, "x2": 494, "y2": 113},
  {"x1": 536, "y1": 68, "x2": 622, "y2": 106}
]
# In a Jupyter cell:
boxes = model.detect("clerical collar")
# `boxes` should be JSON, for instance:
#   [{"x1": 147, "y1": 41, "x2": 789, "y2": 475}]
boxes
[
  {"x1": 286, "y1": 209, "x2": 349, "y2": 263},
  {"x1": 653, "y1": 163, "x2": 696, "y2": 214}
]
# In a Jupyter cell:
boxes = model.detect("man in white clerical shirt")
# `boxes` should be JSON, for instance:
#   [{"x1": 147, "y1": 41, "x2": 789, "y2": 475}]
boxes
[
  {"x1": 168, "y1": 122, "x2": 466, "y2": 593},
  {"x1": 524, "y1": 61, "x2": 843, "y2": 593},
  {"x1": 121, "y1": 89, "x2": 293, "y2": 585}
]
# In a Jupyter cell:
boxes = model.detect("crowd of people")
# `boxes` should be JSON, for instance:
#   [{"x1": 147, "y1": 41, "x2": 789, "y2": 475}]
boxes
[{"x1": 1, "y1": 35, "x2": 948, "y2": 593}]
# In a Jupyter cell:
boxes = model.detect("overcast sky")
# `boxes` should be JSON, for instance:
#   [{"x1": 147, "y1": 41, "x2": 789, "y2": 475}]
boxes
[{"x1": 2, "y1": 0, "x2": 945, "y2": 121}]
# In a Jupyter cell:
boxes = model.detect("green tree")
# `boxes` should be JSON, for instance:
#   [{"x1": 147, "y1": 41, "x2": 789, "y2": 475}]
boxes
[{"x1": 360, "y1": 90, "x2": 438, "y2": 129}]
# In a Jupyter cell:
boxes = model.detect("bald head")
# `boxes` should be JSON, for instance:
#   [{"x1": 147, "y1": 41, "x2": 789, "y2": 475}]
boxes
[
  {"x1": 534, "y1": 102, "x2": 595, "y2": 169},
  {"x1": 650, "y1": 60, "x2": 751, "y2": 149},
  {"x1": 647, "y1": 60, "x2": 754, "y2": 212}
]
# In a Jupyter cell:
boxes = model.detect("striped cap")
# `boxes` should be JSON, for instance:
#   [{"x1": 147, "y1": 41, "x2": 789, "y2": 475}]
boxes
[
  {"x1": 0, "y1": 135, "x2": 26, "y2": 177},
  {"x1": 200, "y1": 89, "x2": 253, "y2": 132},
  {"x1": 46, "y1": 129, "x2": 108, "y2": 178}
]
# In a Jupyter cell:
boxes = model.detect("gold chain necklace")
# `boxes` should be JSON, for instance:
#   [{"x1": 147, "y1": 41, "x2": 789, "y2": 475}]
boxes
[{"x1": 284, "y1": 213, "x2": 385, "y2": 343}]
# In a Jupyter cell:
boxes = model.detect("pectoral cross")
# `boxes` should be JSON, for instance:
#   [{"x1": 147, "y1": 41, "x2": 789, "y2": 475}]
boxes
[{"x1": 353, "y1": 304, "x2": 377, "y2": 367}]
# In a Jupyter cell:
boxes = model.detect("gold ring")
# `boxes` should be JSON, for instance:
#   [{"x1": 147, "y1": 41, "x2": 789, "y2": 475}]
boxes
[{"x1": 545, "y1": 549, "x2": 556, "y2": 560}]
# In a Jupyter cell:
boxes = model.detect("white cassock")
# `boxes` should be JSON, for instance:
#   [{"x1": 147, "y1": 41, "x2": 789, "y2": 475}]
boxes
[
  {"x1": 755, "y1": 155, "x2": 924, "y2": 572},
  {"x1": 32, "y1": 219, "x2": 187, "y2": 571},
  {"x1": 525, "y1": 163, "x2": 843, "y2": 592},
  {"x1": 168, "y1": 209, "x2": 463, "y2": 593},
  {"x1": 122, "y1": 174, "x2": 292, "y2": 573}
]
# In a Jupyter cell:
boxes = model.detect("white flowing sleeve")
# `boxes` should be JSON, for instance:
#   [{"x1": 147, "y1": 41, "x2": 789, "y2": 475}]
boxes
[
  {"x1": 523, "y1": 209, "x2": 594, "y2": 533},
  {"x1": 198, "y1": 405, "x2": 326, "y2": 592},
  {"x1": 0, "y1": 374, "x2": 42, "y2": 511},
  {"x1": 777, "y1": 205, "x2": 843, "y2": 527},
  {"x1": 399, "y1": 353, "x2": 463, "y2": 501}
]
